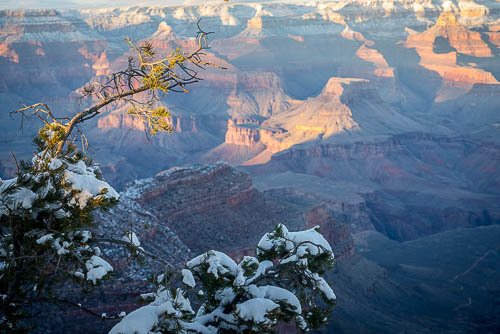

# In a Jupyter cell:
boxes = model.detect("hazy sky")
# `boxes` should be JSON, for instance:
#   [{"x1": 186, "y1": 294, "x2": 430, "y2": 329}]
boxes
[
  {"x1": 1, "y1": 0, "x2": 324, "y2": 10},
  {"x1": 1, "y1": 0, "x2": 186, "y2": 9}
]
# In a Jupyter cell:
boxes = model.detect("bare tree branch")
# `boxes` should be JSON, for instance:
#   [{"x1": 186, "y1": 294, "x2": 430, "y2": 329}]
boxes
[{"x1": 12, "y1": 21, "x2": 223, "y2": 158}]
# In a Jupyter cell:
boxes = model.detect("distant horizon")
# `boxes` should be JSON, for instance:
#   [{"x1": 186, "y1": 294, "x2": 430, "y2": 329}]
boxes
[
  {"x1": 2, "y1": 0, "x2": 184, "y2": 10},
  {"x1": 0, "y1": 0, "x2": 337, "y2": 10}
]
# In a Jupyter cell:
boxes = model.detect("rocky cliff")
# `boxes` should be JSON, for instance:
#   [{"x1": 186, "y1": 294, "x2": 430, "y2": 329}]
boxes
[
  {"x1": 119, "y1": 162, "x2": 356, "y2": 257},
  {"x1": 405, "y1": 11, "x2": 498, "y2": 89}
]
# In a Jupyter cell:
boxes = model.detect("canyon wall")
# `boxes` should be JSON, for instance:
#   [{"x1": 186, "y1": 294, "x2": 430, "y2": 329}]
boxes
[{"x1": 2, "y1": 2, "x2": 499, "y2": 333}]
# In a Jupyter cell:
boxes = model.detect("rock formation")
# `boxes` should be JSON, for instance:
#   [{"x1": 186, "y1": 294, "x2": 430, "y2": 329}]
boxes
[{"x1": 404, "y1": 11, "x2": 498, "y2": 87}]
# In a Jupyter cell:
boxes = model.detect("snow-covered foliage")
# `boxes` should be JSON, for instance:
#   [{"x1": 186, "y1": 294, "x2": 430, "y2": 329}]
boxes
[
  {"x1": 110, "y1": 224, "x2": 336, "y2": 334},
  {"x1": 85, "y1": 255, "x2": 114, "y2": 284},
  {"x1": 0, "y1": 123, "x2": 119, "y2": 331}
]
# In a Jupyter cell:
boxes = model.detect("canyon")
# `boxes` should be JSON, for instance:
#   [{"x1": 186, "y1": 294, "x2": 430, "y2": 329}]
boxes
[
  {"x1": 0, "y1": 0, "x2": 499, "y2": 333},
  {"x1": 31, "y1": 162, "x2": 499, "y2": 333}
]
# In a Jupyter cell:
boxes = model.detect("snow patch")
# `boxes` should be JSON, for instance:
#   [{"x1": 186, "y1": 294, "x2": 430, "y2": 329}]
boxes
[
  {"x1": 247, "y1": 285, "x2": 302, "y2": 313},
  {"x1": 36, "y1": 234, "x2": 54, "y2": 245},
  {"x1": 187, "y1": 250, "x2": 237, "y2": 279},
  {"x1": 85, "y1": 255, "x2": 113, "y2": 284},
  {"x1": 109, "y1": 305, "x2": 158, "y2": 334},
  {"x1": 122, "y1": 231, "x2": 140, "y2": 247},
  {"x1": 235, "y1": 298, "x2": 279, "y2": 324},
  {"x1": 182, "y1": 269, "x2": 195, "y2": 288},
  {"x1": 48, "y1": 158, "x2": 63, "y2": 170},
  {"x1": 64, "y1": 161, "x2": 118, "y2": 208}
]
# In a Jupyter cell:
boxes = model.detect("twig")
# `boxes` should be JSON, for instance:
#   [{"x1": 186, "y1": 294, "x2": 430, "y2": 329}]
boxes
[
  {"x1": 40, "y1": 296, "x2": 123, "y2": 320},
  {"x1": 94, "y1": 237, "x2": 175, "y2": 269},
  {"x1": 9, "y1": 151, "x2": 19, "y2": 175}
]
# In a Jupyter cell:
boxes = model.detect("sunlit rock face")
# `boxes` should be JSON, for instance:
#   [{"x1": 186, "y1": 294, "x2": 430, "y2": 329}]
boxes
[{"x1": 404, "y1": 11, "x2": 498, "y2": 91}]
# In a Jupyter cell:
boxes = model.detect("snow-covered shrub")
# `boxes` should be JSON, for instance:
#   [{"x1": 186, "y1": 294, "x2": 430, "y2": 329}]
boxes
[
  {"x1": 0, "y1": 125, "x2": 118, "y2": 331},
  {"x1": 110, "y1": 224, "x2": 336, "y2": 334}
]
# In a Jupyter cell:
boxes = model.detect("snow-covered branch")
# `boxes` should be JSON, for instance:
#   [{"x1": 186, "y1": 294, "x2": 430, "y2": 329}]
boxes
[{"x1": 110, "y1": 224, "x2": 336, "y2": 334}]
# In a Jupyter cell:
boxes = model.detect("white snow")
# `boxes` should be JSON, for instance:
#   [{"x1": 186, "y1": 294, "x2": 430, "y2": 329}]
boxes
[
  {"x1": 109, "y1": 305, "x2": 158, "y2": 334},
  {"x1": 182, "y1": 269, "x2": 196, "y2": 288},
  {"x1": 63, "y1": 161, "x2": 119, "y2": 208},
  {"x1": 74, "y1": 271, "x2": 85, "y2": 279},
  {"x1": 0, "y1": 177, "x2": 16, "y2": 192},
  {"x1": 233, "y1": 268, "x2": 246, "y2": 288},
  {"x1": 77, "y1": 230, "x2": 92, "y2": 243},
  {"x1": 36, "y1": 234, "x2": 54, "y2": 245},
  {"x1": 110, "y1": 221, "x2": 335, "y2": 333},
  {"x1": 187, "y1": 250, "x2": 237, "y2": 279},
  {"x1": 216, "y1": 287, "x2": 236, "y2": 305},
  {"x1": 54, "y1": 209, "x2": 70, "y2": 219},
  {"x1": 85, "y1": 255, "x2": 113, "y2": 284},
  {"x1": 247, "y1": 285, "x2": 302, "y2": 313},
  {"x1": 52, "y1": 237, "x2": 70, "y2": 255},
  {"x1": 111, "y1": 287, "x2": 195, "y2": 334},
  {"x1": 245, "y1": 260, "x2": 273, "y2": 285},
  {"x1": 122, "y1": 231, "x2": 141, "y2": 247},
  {"x1": 235, "y1": 298, "x2": 279, "y2": 324},
  {"x1": 17, "y1": 188, "x2": 37, "y2": 209},
  {"x1": 156, "y1": 300, "x2": 177, "y2": 316},
  {"x1": 48, "y1": 158, "x2": 63, "y2": 170},
  {"x1": 140, "y1": 292, "x2": 155, "y2": 301},
  {"x1": 120, "y1": 177, "x2": 153, "y2": 200},
  {"x1": 0, "y1": 178, "x2": 37, "y2": 216},
  {"x1": 312, "y1": 272, "x2": 336, "y2": 302},
  {"x1": 257, "y1": 224, "x2": 333, "y2": 258}
]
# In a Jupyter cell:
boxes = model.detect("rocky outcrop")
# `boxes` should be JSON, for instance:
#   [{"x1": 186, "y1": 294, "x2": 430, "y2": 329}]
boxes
[
  {"x1": 405, "y1": 11, "x2": 498, "y2": 85},
  {"x1": 0, "y1": 42, "x2": 18, "y2": 62},
  {"x1": 225, "y1": 72, "x2": 295, "y2": 119},
  {"x1": 341, "y1": 25, "x2": 372, "y2": 45},
  {"x1": 112, "y1": 162, "x2": 358, "y2": 259},
  {"x1": 355, "y1": 44, "x2": 394, "y2": 78},
  {"x1": 91, "y1": 51, "x2": 110, "y2": 76},
  {"x1": 123, "y1": 163, "x2": 299, "y2": 254},
  {"x1": 225, "y1": 118, "x2": 261, "y2": 146},
  {"x1": 0, "y1": 9, "x2": 109, "y2": 105},
  {"x1": 431, "y1": 12, "x2": 492, "y2": 57},
  {"x1": 98, "y1": 113, "x2": 148, "y2": 131},
  {"x1": 223, "y1": 78, "x2": 365, "y2": 154},
  {"x1": 3, "y1": 1, "x2": 500, "y2": 182},
  {"x1": 97, "y1": 112, "x2": 206, "y2": 134}
]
